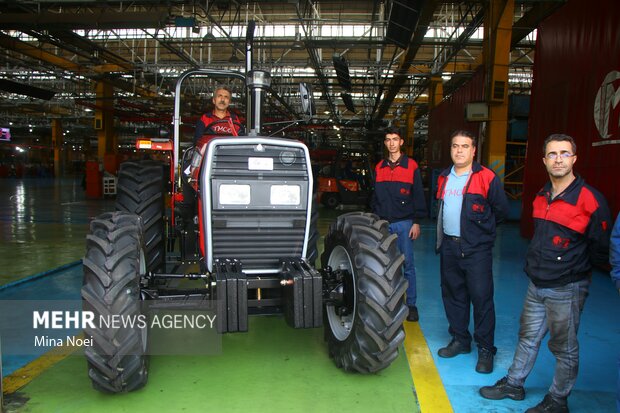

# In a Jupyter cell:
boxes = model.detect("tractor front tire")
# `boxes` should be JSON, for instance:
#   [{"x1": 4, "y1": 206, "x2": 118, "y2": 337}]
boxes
[
  {"x1": 321, "y1": 212, "x2": 408, "y2": 373},
  {"x1": 82, "y1": 212, "x2": 149, "y2": 393},
  {"x1": 116, "y1": 160, "x2": 166, "y2": 272}
]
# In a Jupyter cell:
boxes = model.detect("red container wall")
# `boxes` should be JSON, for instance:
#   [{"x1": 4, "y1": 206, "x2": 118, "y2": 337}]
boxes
[
  {"x1": 521, "y1": 0, "x2": 620, "y2": 237},
  {"x1": 103, "y1": 153, "x2": 121, "y2": 175},
  {"x1": 85, "y1": 160, "x2": 102, "y2": 199},
  {"x1": 428, "y1": 67, "x2": 485, "y2": 170}
]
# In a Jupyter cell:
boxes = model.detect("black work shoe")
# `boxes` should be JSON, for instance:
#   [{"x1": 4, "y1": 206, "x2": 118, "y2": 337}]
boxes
[
  {"x1": 479, "y1": 377, "x2": 525, "y2": 400},
  {"x1": 475, "y1": 347, "x2": 494, "y2": 374},
  {"x1": 525, "y1": 394, "x2": 568, "y2": 413},
  {"x1": 437, "y1": 338, "x2": 471, "y2": 358},
  {"x1": 407, "y1": 306, "x2": 419, "y2": 322}
]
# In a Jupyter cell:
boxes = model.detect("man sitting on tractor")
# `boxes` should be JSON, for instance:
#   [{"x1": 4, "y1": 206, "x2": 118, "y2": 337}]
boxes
[
  {"x1": 178, "y1": 85, "x2": 245, "y2": 256},
  {"x1": 194, "y1": 84, "x2": 244, "y2": 146}
]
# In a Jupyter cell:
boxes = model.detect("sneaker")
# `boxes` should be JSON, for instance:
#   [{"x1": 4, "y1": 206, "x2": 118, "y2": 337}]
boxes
[
  {"x1": 475, "y1": 347, "x2": 494, "y2": 374},
  {"x1": 407, "y1": 306, "x2": 419, "y2": 322},
  {"x1": 479, "y1": 377, "x2": 525, "y2": 400},
  {"x1": 437, "y1": 338, "x2": 471, "y2": 358},
  {"x1": 525, "y1": 394, "x2": 568, "y2": 413}
]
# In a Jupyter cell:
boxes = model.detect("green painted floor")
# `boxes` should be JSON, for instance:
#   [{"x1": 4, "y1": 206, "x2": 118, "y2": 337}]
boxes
[
  {"x1": 4, "y1": 316, "x2": 418, "y2": 413},
  {"x1": 4, "y1": 178, "x2": 618, "y2": 412}
]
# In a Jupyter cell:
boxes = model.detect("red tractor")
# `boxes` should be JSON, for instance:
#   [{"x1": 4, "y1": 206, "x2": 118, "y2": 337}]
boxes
[
  {"x1": 316, "y1": 148, "x2": 374, "y2": 209},
  {"x1": 81, "y1": 25, "x2": 408, "y2": 393}
]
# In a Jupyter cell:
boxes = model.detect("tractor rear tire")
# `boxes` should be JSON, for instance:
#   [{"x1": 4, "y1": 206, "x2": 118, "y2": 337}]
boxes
[
  {"x1": 116, "y1": 160, "x2": 166, "y2": 272},
  {"x1": 81, "y1": 212, "x2": 149, "y2": 393},
  {"x1": 321, "y1": 212, "x2": 408, "y2": 373}
]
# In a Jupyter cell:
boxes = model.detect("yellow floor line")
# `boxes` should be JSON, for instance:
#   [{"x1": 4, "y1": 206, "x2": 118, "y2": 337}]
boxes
[
  {"x1": 2, "y1": 334, "x2": 82, "y2": 394},
  {"x1": 404, "y1": 321, "x2": 454, "y2": 413}
]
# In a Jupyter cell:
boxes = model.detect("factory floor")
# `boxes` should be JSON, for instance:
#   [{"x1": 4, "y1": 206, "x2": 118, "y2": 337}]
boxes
[{"x1": 1, "y1": 177, "x2": 618, "y2": 413}]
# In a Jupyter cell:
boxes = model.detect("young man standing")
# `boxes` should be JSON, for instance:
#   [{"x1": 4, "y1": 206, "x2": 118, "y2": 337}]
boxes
[
  {"x1": 480, "y1": 133, "x2": 611, "y2": 413},
  {"x1": 371, "y1": 126, "x2": 427, "y2": 322},
  {"x1": 435, "y1": 130, "x2": 508, "y2": 374}
]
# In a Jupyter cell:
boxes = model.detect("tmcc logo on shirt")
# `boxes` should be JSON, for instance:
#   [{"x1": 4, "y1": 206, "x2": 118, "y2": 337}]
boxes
[
  {"x1": 210, "y1": 125, "x2": 232, "y2": 134},
  {"x1": 442, "y1": 188, "x2": 464, "y2": 198}
]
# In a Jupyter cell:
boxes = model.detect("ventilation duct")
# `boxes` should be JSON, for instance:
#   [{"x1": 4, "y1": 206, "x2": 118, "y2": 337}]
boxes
[
  {"x1": 0, "y1": 79, "x2": 56, "y2": 100},
  {"x1": 341, "y1": 93, "x2": 356, "y2": 113},
  {"x1": 386, "y1": 0, "x2": 425, "y2": 49},
  {"x1": 332, "y1": 54, "x2": 352, "y2": 91}
]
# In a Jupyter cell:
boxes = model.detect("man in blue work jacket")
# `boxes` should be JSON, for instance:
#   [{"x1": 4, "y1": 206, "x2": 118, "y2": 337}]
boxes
[
  {"x1": 435, "y1": 130, "x2": 508, "y2": 374},
  {"x1": 371, "y1": 126, "x2": 427, "y2": 322},
  {"x1": 480, "y1": 133, "x2": 611, "y2": 413}
]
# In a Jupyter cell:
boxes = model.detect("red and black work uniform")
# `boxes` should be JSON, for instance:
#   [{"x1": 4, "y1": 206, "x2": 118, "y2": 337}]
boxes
[
  {"x1": 525, "y1": 175, "x2": 611, "y2": 287},
  {"x1": 434, "y1": 161, "x2": 508, "y2": 352},
  {"x1": 435, "y1": 162, "x2": 508, "y2": 254},
  {"x1": 193, "y1": 111, "x2": 244, "y2": 147},
  {"x1": 371, "y1": 154, "x2": 427, "y2": 223}
]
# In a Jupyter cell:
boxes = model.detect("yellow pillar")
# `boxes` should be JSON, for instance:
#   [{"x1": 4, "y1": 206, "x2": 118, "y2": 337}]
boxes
[
  {"x1": 405, "y1": 106, "x2": 417, "y2": 158},
  {"x1": 429, "y1": 76, "x2": 443, "y2": 110},
  {"x1": 95, "y1": 81, "x2": 116, "y2": 162},
  {"x1": 483, "y1": 0, "x2": 514, "y2": 181},
  {"x1": 51, "y1": 119, "x2": 62, "y2": 178}
]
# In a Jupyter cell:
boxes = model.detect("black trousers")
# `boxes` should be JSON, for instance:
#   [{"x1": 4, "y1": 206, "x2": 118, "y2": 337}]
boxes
[{"x1": 439, "y1": 236, "x2": 496, "y2": 352}]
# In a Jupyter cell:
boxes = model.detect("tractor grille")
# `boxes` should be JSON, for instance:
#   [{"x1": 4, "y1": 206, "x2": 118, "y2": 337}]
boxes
[
  {"x1": 211, "y1": 210, "x2": 307, "y2": 269},
  {"x1": 210, "y1": 144, "x2": 309, "y2": 178},
  {"x1": 205, "y1": 141, "x2": 311, "y2": 271}
]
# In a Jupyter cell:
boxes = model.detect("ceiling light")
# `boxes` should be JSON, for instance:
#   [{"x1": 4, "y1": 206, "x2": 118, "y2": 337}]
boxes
[
  {"x1": 203, "y1": 28, "x2": 216, "y2": 41},
  {"x1": 292, "y1": 32, "x2": 304, "y2": 50},
  {"x1": 229, "y1": 49, "x2": 240, "y2": 64}
]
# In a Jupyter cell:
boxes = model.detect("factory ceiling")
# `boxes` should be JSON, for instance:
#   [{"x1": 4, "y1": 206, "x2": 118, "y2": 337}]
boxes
[{"x1": 0, "y1": 0, "x2": 563, "y2": 146}]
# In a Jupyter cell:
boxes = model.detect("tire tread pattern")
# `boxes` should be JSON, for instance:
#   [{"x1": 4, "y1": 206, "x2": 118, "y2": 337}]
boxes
[
  {"x1": 321, "y1": 212, "x2": 408, "y2": 373},
  {"x1": 81, "y1": 211, "x2": 149, "y2": 393},
  {"x1": 115, "y1": 160, "x2": 165, "y2": 272}
]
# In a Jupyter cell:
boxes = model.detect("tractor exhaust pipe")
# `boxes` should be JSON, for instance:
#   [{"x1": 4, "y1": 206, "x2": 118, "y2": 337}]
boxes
[{"x1": 244, "y1": 20, "x2": 271, "y2": 135}]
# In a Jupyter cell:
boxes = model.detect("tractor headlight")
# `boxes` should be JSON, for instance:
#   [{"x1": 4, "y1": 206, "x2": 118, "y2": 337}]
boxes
[
  {"x1": 270, "y1": 185, "x2": 300, "y2": 205},
  {"x1": 220, "y1": 184, "x2": 251, "y2": 205}
]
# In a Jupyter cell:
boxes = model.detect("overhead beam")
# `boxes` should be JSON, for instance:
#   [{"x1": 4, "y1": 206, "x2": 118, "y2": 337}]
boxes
[
  {"x1": 408, "y1": 62, "x2": 480, "y2": 75},
  {"x1": 47, "y1": 30, "x2": 133, "y2": 71},
  {"x1": 0, "y1": 31, "x2": 159, "y2": 98},
  {"x1": 0, "y1": 31, "x2": 83, "y2": 72},
  {"x1": 511, "y1": 1, "x2": 567, "y2": 48},
  {"x1": 374, "y1": 0, "x2": 440, "y2": 120},
  {"x1": 0, "y1": 10, "x2": 170, "y2": 30},
  {"x1": 0, "y1": 78, "x2": 55, "y2": 100}
]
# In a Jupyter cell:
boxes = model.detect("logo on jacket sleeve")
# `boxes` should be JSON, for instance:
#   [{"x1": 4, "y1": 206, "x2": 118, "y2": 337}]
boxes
[
  {"x1": 400, "y1": 188, "x2": 410, "y2": 195},
  {"x1": 472, "y1": 203, "x2": 485, "y2": 213},
  {"x1": 552, "y1": 235, "x2": 570, "y2": 249}
]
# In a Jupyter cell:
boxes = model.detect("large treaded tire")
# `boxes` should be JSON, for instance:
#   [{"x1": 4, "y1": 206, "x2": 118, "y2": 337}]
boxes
[
  {"x1": 321, "y1": 212, "x2": 408, "y2": 373},
  {"x1": 115, "y1": 160, "x2": 165, "y2": 272},
  {"x1": 82, "y1": 212, "x2": 149, "y2": 393}
]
